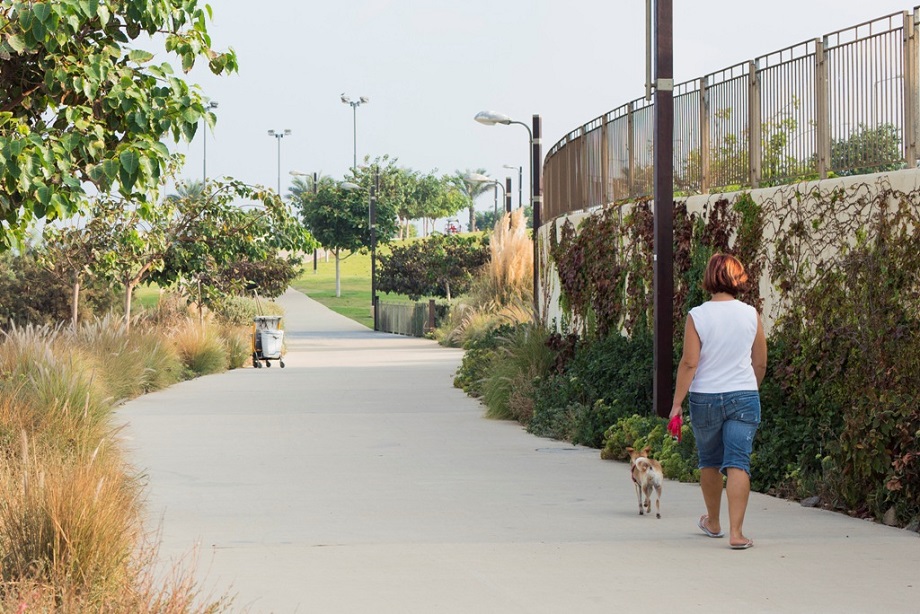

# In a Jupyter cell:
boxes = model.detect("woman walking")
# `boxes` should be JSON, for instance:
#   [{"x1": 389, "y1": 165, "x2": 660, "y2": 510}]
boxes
[{"x1": 670, "y1": 253, "x2": 768, "y2": 549}]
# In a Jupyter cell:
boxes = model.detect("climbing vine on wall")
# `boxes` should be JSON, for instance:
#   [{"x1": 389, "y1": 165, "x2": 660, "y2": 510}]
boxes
[
  {"x1": 549, "y1": 194, "x2": 764, "y2": 340},
  {"x1": 546, "y1": 179, "x2": 920, "y2": 525}
]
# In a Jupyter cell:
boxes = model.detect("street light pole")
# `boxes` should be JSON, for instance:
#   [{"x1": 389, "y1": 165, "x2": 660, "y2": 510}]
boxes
[
  {"x1": 340, "y1": 94, "x2": 369, "y2": 172},
  {"x1": 267, "y1": 129, "x2": 292, "y2": 195},
  {"x1": 473, "y1": 110, "x2": 541, "y2": 321},
  {"x1": 503, "y1": 164, "x2": 522, "y2": 208},
  {"x1": 202, "y1": 101, "x2": 218, "y2": 184},
  {"x1": 466, "y1": 172, "x2": 507, "y2": 218},
  {"x1": 652, "y1": 0, "x2": 674, "y2": 418}
]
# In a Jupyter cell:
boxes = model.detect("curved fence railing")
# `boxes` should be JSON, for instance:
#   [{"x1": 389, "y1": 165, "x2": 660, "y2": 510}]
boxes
[{"x1": 543, "y1": 8, "x2": 920, "y2": 223}]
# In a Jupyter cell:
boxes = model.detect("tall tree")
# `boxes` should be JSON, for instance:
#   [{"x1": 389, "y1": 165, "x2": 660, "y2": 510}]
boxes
[
  {"x1": 0, "y1": 0, "x2": 237, "y2": 247},
  {"x1": 296, "y1": 180, "x2": 369, "y2": 297},
  {"x1": 87, "y1": 179, "x2": 310, "y2": 328},
  {"x1": 451, "y1": 169, "x2": 492, "y2": 233}
]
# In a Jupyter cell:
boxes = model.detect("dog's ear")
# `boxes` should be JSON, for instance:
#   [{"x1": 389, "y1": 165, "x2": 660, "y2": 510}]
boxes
[
  {"x1": 626, "y1": 446, "x2": 635, "y2": 455},
  {"x1": 641, "y1": 445, "x2": 652, "y2": 457}
]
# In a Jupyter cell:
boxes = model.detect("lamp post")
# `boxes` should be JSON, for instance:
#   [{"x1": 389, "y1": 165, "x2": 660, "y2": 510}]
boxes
[
  {"x1": 474, "y1": 111, "x2": 542, "y2": 321},
  {"x1": 466, "y1": 172, "x2": 508, "y2": 217},
  {"x1": 267, "y1": 129, "x2": 292, "y2": 195},
  {"x1": 340, "y1": 94, "x2": 369, "y2": 172},
  {"x1": 202, "y1": 101, "x2": 218, "y2": 184},
  {"x1": 340, "y1": 176, "x2": 378, "y2": 331},
  {"x1": 291, "y1": 170, "x2": 320, "y2": 272},
  {"x1": 503, "y1": 164, "x2": 522, "y2": 208}
]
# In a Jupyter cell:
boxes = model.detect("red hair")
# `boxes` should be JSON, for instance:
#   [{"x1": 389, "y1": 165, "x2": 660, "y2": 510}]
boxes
[{"x1": 702, "y1": 253, "x2": 749, "y2": 296}]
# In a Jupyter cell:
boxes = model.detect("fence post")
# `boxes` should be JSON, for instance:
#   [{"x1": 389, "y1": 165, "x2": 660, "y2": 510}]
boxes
[
  {"x1": 748, "y1": 60, "x2": 762, "y2": 188},
  {"x1": 628, "y1": 101, "x2": 636, "y2": 198},
  {"x1": 903, "y1": 10, "x2": 919, "y2": 167},
  {"x1": 427, "y1": 299, "x2": 436, "y2": 334},
  {"x1": 580, "y1": 125, "x2": 589, "y2": 210},
  {"x1": 815, "y1": 37, "x2": 830, "y2": 178},
  {"x1": 699, "y1": 76, "x2": 710, "y2": 192},
  {"x1": 601, "y1": 116, "x2": 609, "y2": 204}
]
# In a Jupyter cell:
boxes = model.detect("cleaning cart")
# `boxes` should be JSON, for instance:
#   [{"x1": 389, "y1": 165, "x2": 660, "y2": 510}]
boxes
[{"x1": 252, "y1": 315, "x2": 285, "y2": 368}]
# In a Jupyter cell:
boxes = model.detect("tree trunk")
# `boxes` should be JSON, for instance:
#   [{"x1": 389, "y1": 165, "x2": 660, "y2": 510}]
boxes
[
  {"x1": 335, "y1": 250, "x2": 341, "y2": 297},
  {"x1": 446, "y1": 280, "x2": 451, "y2": 303},
  {"x1": 71, "y1": 279, "x2": 80, "y2": 329},
  {"x1": 468, "y1": 205, "x2": 476, "y2": 233},
  {"x1": 124, "y1": 280, "x2": 135, "y2": 331}
]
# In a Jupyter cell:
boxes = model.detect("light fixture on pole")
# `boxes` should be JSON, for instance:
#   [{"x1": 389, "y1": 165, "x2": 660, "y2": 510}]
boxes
[
  {"x1": 503, "y1": 164, "x2": 522, "y2": 208},
  {"x1": 340, "y1": 94, "x2": 370, "y2": 172},
  {"x1": 267, "y1": 129, "x2": 292, "y2": 195},
  {"x1": 340, "y1": 177, "x2": 378, "y2": 330},
  {"x1": 202, "y1": 101, "x2": 218, "y2": 184},
  {"x1": 474, "y1": 110, "x2": 542, "y2": 320},
  {"x1": 465, "y1": 172, "x2": 507, "y2": 216},
  {"x1": 291, "y1": 171, "x2": 320, "y2": 272}
]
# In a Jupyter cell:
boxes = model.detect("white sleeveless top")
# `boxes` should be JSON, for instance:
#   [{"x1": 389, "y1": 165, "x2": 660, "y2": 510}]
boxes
[{"x1": 688, "y1": 300, "x2": 759, "y2": 393}]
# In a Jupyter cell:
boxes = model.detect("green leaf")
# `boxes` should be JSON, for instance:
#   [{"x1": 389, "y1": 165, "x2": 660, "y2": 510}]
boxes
[
  {"x1": 128, "y1": 49, "x2": 155, "y2": 63},
  {"x1": 7, "y1": 35, "x2": 26, "y2": 54},
  {"x1": 33, "y1": 3, "x2": 51, "y2": 23},
  {"x1": 102, "y1": 159, "x2": 119, "y2": 180},
  {"x1": 35, "y1": 184, "x2": 51, "y2": 205},
  {"x1": 119, "y1": 150, "x2": 140, "y2": 174}
]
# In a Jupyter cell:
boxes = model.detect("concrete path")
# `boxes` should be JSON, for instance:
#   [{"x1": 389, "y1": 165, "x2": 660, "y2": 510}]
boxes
[{"x1": 120, "y1": 289, "x2": 919, "y2": 613}]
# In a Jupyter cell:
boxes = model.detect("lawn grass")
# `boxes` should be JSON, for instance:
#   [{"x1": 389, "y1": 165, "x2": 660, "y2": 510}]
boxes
[
  {"x1": 291, "y1": 251, "x2": 375, "y2": 328},
  {"x1": 291, "y1": 249, "x2": 422, "y2": 328}
]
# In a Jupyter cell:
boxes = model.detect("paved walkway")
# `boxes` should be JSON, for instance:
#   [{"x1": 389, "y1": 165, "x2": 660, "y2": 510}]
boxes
[{"x1": 120, "y1": 289, "x2": 919, "y2": 613}]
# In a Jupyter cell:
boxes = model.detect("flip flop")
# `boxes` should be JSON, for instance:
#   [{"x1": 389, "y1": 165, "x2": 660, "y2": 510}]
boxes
[
  {"x1": 730, "y1": 539, "x2": 754, "y2": 550},
  {"x1": 698, "y1": 515, "x2": 724, "y2": 538}
]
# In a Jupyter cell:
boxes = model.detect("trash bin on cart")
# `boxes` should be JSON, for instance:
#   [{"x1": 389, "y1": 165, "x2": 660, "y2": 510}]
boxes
[{"x1": 252, "y1": 315, "x2": 285, "y2": 368}]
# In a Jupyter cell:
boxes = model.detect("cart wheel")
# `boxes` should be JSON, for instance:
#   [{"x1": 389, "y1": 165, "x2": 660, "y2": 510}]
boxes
[
  {"x1": 280, "y1": 360, "x2": 285, "y2": 368},
  {"x1": 252, "y1": 352, "x2": 260, "y2": 368},
  {"x1": 265, "y1": 360, "x2": 271, "y2": 368}
]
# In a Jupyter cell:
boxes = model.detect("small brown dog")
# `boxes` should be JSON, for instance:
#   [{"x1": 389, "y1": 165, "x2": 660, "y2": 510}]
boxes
[{"x1": 626, "y1": 446, "x2": 663, "y2": 518}]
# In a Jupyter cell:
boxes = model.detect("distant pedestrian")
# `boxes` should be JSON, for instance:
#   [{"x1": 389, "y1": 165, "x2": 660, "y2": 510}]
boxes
[{"x1": 670, "y1": 253, "x2": 767, "y2": 549}]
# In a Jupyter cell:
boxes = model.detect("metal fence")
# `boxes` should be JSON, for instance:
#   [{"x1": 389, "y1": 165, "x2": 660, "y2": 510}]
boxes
[
  {"x1": 376, "y1": 300, "x2": 449, "y2": 337},
  {"x1": 543, "y1": 8, "x2": 920, "y2": 223}
]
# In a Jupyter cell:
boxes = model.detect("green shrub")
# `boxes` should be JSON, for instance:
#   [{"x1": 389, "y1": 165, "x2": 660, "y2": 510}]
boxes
[
  {"x1": 452, "y1": 323, "x2": 517, "y2": 396},
  {"x1": 0, "y1": 252, "x2": 119, "y2": 328},
  {"x1": 211, "y1": 294, "x2": 283, "y2": 327},
  {"x1": 528, "y1": 328, "x2": 654, "y2": 447},
  {"x1": 480, "y1": 324, "x2": 553, "y2": 421},
  {"x1": 602, "y1": 413, "x2": 699, "y2": 482}
]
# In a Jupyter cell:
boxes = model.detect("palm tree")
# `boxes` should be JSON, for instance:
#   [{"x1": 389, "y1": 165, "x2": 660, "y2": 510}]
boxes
[
  {"x1": 451, "y1": 168, "x2": 492, "y2": 233},
  {"x1": 167, "y1": 179, "x2": 205, "y2": 202}
]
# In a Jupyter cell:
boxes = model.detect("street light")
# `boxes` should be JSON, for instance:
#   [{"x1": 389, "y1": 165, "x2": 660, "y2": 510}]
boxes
[
  {"x1": 503, "y1": 164, "x2": 522, "y2": 208},
  {"x1": 474, "y1": 110, "x2": 542, "y2": 320},
  {"x1": 341, "y1": 94, "x2": 370, "y2": 172},
  {"x1": 202, "y1": 101, "x2": 218, "y2": 184},
  {"x1": 340, "y1": 177, "x2": 379, "y2": 331},
  {"x1": 291, "y1": 170, "x2": 320, "y2": 272},
  {"x1": 465, "y1": 172, "x2": 508, "y2": 216},
  {"x1": 267, "y1": 129, "x2": 292, "y2": 195}
]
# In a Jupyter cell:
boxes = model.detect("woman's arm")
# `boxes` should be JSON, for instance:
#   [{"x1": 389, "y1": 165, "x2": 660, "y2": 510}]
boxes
[
  {"x1": 670, "y1": 315, "x2": 700, "y2": 418},
  {"x1": 752, "y1": 314, "x2": 768, "y2": 386}
]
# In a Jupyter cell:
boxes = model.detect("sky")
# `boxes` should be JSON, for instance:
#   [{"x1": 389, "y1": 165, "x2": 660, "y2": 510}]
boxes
[{"x1": 169, "y1": 0, "x2": 917, "y2": 221}]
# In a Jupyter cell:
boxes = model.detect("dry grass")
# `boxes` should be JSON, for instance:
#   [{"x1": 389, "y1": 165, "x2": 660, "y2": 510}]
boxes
[
  {"x1": 478, "y1": 208, "x2": 533, "y2": 307},
  {"x1": 437, "y1": 210, "x2": 535, "y2": 347},
  {"x1": 0, "y1": 317, "x2": 241, "y2": 611},
  {"x1": 171, "y1": 319, "x2": 229, "y2": 377}
]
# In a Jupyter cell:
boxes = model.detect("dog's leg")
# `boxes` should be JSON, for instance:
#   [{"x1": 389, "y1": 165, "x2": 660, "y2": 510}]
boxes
[
  {"x1": 634, "y1": 482, "x2": 643, "y2": 515},
  {"x1": 654, "y1": 484, "x2": 662, "y2": 519},
  {"x1": 643, "y1": 484, "x2": 652, "y2": 515}
]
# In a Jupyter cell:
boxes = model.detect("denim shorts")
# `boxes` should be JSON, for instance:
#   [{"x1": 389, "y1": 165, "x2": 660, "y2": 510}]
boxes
[{"x1": 688, "y1": 390, "x2": 761, "y2": 475}]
